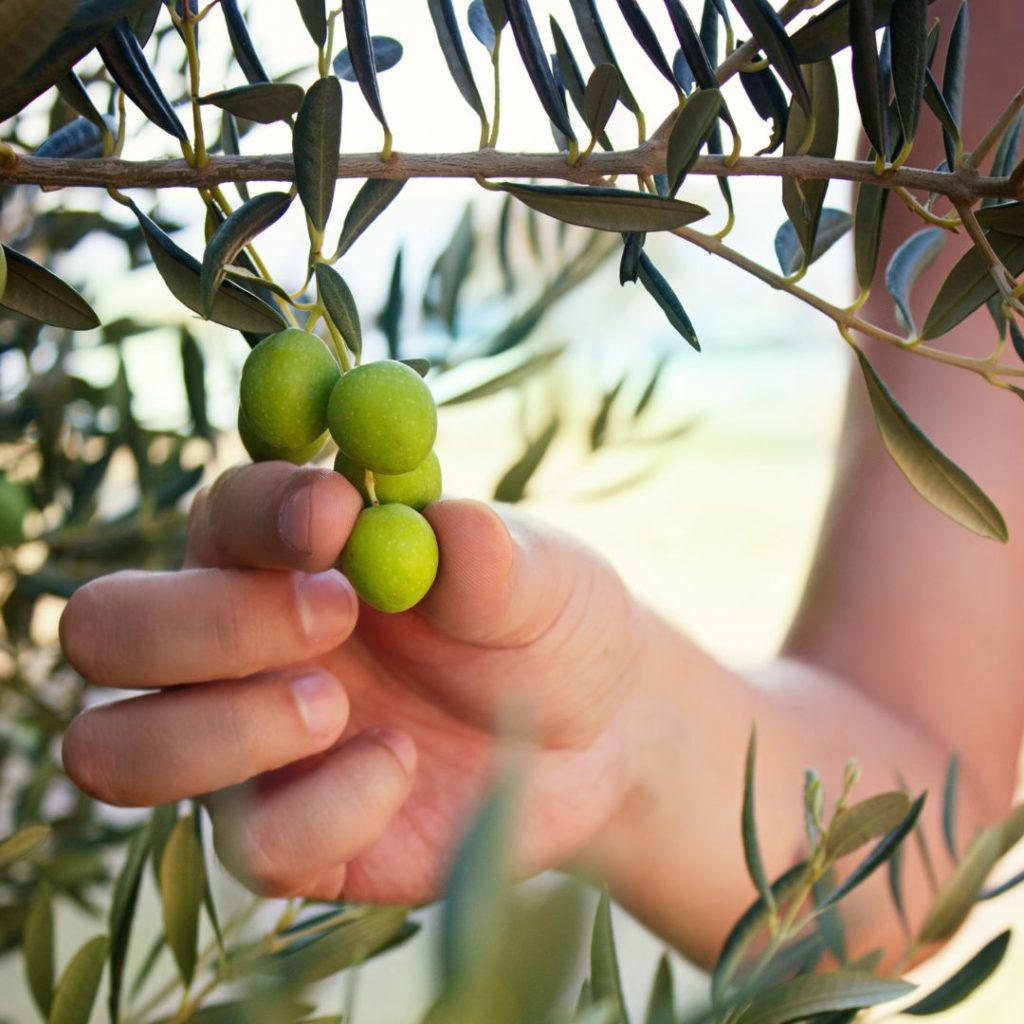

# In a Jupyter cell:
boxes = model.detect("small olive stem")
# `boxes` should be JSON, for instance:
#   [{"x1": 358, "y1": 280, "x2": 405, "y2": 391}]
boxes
[
  {"x1": 893, "y1": 186, "x2": 961, "y2": 229},
  {"x1": 364, "y1": 470, "x2": 379, "y2": 505},
  {"x1": 321, "y1": 303, "x2": 354, "y2": 371},
  {"x1": 176, "y1": 8, "x2": 208, "y2": 168},
  {"x1": 954, "y1": 199, "x2": 1024, "y2": 313},
  {"x1": 963, "y1": 87, "x2": 1024, "y2": 173},
  {"x1": 715, "y1": 0, "x2": 806, "y2": 87},
  {"x1": 488, "y1": 34, "x2": 502, "y2": 149}
]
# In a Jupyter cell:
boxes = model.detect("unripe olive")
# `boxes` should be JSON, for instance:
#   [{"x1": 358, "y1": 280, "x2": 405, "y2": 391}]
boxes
[
  {"x1": 334, "y1": 449, "x2": 442, "y2": 510},
  {"x1": 238, "y1": 407, "x2": 327, "y2": 465},
  {"x1": 340, "y1": 504, "x2": 439, "y2": 613},
  {"x1": 327, "y1": 360, "x2": 437, "y2": 475},
  {"x1": 0, "y1": 476, "x2": 29, "y2": 545},
  {"x1": 240, "y1": 328, "x2": 339, "y2": 451}
]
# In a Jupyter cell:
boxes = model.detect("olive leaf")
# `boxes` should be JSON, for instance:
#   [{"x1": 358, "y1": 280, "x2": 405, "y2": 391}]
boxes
[
  {"x1": 336, "y1": 178, "x2": 406, "y2": 258},
  {"x1": 159, "y1": 816, "x2": 205, "y2": 986},
  {"x1": 34, "y1": 118, "x2": 107, "y2": 159},
  {"x1": 427, "y1": 0, "x2": 486, "y2": 120},
  {"x1": 853, "y1": 181, "x2": 890, "y2": 291},
  {"x1": 333, "y1": 36, "x2": 403, "y2": 82},
  {"x1": 826, "y1": 792, "x2": 912, "y2": 860},
  {"x1": 645, "y1": 954, "x2": 675, "y2": 1024},
  {"x1": 294, "y1": 76, "x2": 343, "y2": 234},
  {"x1": 468, "y1": 1, "x2": 496, "y2": 51},
  {"x1": 742, "y1": 728, "x2": 775, "y2": 918},
  {"x1": 885, "y1": 227, "x2": 944, "y2": 335},
  {"x1": 315, "y1": 263, "x2": 362, "y2": 360},
  {"x1": 0, "y1": 0, "x2": 77, "y2": 99},
  {"x1": 942, "y1": 753, "x2": 960, "y2": 861},
  {"x1": 199, "y1": 83, "x2": 304, "y2": 123},
  {"x1": 567, "y1": 0, "x2": 639, "y2": 114},
  {"x1": 734, "y1": 972, "x2": 914, "y2": 1024},
  {"x1": 941, "y1": 1, "x2": 969, "y2": 168},
  {"x1": 619, "y1": 231, "x2": 645, "y2": 284},
  {"x1": 904, "y1": 930, "x2": 1011, "y2": 1016},
  {"x1": 221, "y1": 0, "x2": 270, "y2": 84},
  {"x1": 583, "y1": 65, "x2": 620, "y2": 147},
  {"x1": 775, "y1": 208, "x2": 851, "y2": 275},
  {"x1": 0, "y1": 825, "x2": 51, "y2": 873},
  {"x1": 56, "y1": 70, "x2": 107, "y2": 129},
  {"x1": 551, "y1": 17, "x2": 611, "y2": 151},
  {"x1": 666, "y1": 88, "x2": 723, "y2": 195},
  {"x1": 663, "y1": 0, "x2": 718, "y2": 92},
  {"x1": 22, "y1": 881, "x2": 54, "y2": 1017},
  {"x1": 48, "y1": 935, "x2": 110, "y2": 1024},
  {"x1": 848, "y1": 0, "x2": 887, "y2": 156},
  {"x1": 615, "y1": 0, "x2": 677, "y2": 88},
  {"x1": 294, "y1": 0, "x2": 326, "y2": 47},
  {"x1": 890, "y1": 0, "x2": 927, "y2": 144},
  {"x1": 437, "y1": 348, "x2": 563, "y2": 407},
  {"x1": 494, "y1": 417, "x2": 560, "y2": 503},
  {"x1": 590, "y1": 375, "x2": 627, "y2": 450},
  {"x1": 590, "y1": 889, "x2": 628, "y2": 1022},
  {"x1": 339, "y1": 0, "x2": 392, "y2": 131},
  {"x1": 0, "y1": 246, "x2": 100, "y2": 330},
  {"x1": 740, "y1": 66, "x2": 789, "y2": 154},
  {"x1": 638, "y1": 253, "x2": 700, "y2": 351},
  {"x1": 731, "y1": 0, "x2": 811, "y2": 114},
  {"x1": 108, "y1": 826, "x2": 150, "y2": 1024}
]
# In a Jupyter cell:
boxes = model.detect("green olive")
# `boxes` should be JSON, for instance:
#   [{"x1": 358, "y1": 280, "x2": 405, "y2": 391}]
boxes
[
  {"x1": 340, "y1": 504, "x2": 439, "y2": 613},
  {"x1": 238, "y1": 406, "x2": 328, "y2": 465},
  {"x1": 327, "y1": 360, "x2": 437, "y2": 475},
  {"x1": 334, "y1": 449, "x2": 442, "y2": 510},
  {"x1": 240, "y1": 328, "x2": 339, "y2": 451},
  {"x1": 0, "y1": 476, "x2": 29, "y2": 545}
]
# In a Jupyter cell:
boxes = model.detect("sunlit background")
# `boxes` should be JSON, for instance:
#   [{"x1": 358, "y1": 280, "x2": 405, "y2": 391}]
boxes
[{"x1": 2, "y1": 1, "x2": 1022, "y2": 1020}]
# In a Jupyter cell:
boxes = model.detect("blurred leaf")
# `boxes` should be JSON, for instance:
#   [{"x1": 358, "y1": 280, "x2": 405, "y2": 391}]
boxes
[
  {"x1": 108, "y1": 826, "x2": 150, "y2": 1024},
  {"x1": 904, "y1": 930, "x2": 1010, "y2": 1015},
  {"x1": 887, "y1": 843, "x2": 910, "y2": 934},
  {"x1": 848, "y1": 0, "x2": 887, "y2": 155},
  {"x1": 890, "y1": 0, "x2": 926, "y2": 144},
  {"x1": 975, "y1": 202, "x2": 1024, "y2": 236},
  {"x1": 590, "y1": 889, "x2": 627, "y2": 1024},
  {"x1": 885, "y1": 226, "x2": 945, "y2": 335},
  {"x1": 494, "y1": 416, "x2": 559, "y2": 503},
  {"x1": 49, "y1": 934, "x2": 109, "y2": 1024},
  {"x1": 854, "y1": 348, "x2": 1006, "y2": 540},
  {"x1": 742, "y1": 729, "x2": 775, "y2": 917},
  {"x1": 634, "y1": 354, "x2": 667, "y2": 418},
  {"x1": 315, "y1": 263, "x2": 362, "y2": 360},
  {"x1": 638, "y1": 253, "x2": 700, "y2": 351},
  {"x1": 401, "y1": 357, "x2": 431, "y2": 376},
  {"x1": 294, "y1": 0, "x2": 326, "y2": 47},
  {"x1": 438, "y1": 348, "x2": 563, "y2": 406},
  {"x1": 468, "y1": 1, "x2": 496, "y2": 51},
  {"x1": 731, "y1": 0, "x2": 810, "y2": 114},
  {"x1": 775, "y1": 207, "x2": 851, "y2": 275},
  {"x1": 0, "y1": 829, "x2": 51, "y2": 873},
  {"x1": 817, "y1": 792, "x2": 925, "y2": 910},
  {"x1": 132, "y1": 205, "x2": 286, "y2": 333},
  {"x1": 614, "y1": 0, "x2": 677, "y2": 87},
  {"x1": 22, "y1": 881, "x2": 54, "y2": 1017},
  {"x1": 500, "y1": 184, "x2": 707, "y2": 233},
  {"x1": 782, "y1": 57, "x2": 839, "y2": 269},
  {"x1": 812, "y1": 869, "x2": 846, "y2": 964},
  {"x1": 0, "y1": 0, "x2": 77, "y2": 98},
  {"x1": 294, "y1": 76, "x2": 343, "y2": 234},
  {"x1": 590, "y1": 375, "x2": 627, "y2": 450},
  {"x1": 922, "y1": 231, "x2": 1024, "y2": 339},
  {"x1": 333, "y1": 35, "x2": 403, "y2": 82},
  {"x1": 979, "y1": 865, "x2": 1024, "y2": 901},
  {"x1": 917, "y1": 826, "x2": 1001, "y2": 943},
  {"x1": 129, "y1": 933, "x2": 166, "y2": 1000},
  {"x1": 567, "y1": 0, "x2": 639, "y2": 114},
  {"x1": 336, "y1": 178, "x2": 406, "y2": 258},
  {"x1": 989, "y1": 112, "x2": 1023, "y2": 185},
  {"x1": 339, "y1": 1, "x2": 391, "y2": 131},
  {"x1": 583, "y1": 65, "x2": 620, "y2": 145},
  {"x1": 734, "y1": 972, "x2": 914, "y2": 1024},
  {"x1": 427, "y1": 0, "x2": 485, "y2": 119},
  {"x1": 827, "y1": 792, "x2": 912, "y2": 859},
  {"x1": 644, "y1": 954, "x2": 674, "y2": 1024},
  {"x1": 200, "y1": 192, "x2": 292, "y2": 313},
  {"x1": 200, "y1": 83, "x2": 304, "y2": 123},
  {"x1": 159, "y1": 816, "x2": 205, "y2": 986},
  {"x1": 0, "y1": 246, "x2": 99, "y2": 330},
  {"x1": 740, "y1": 66, "x2": 788, "y2": 154},
  {"x1": 378, "y1": 247, "x2": 404, "y2": 361},
  {"x1": 221, "y1": 0, "x2": 270, "y2": 84},
  {"x1": 667, "y1": 88, "x2": 722, "y2": 195},
  {"x1": 853, "y1": 181, "x2": 890, "y2": 291},
  {"x1": 942, "y1": 753, "x2": 960, "y2": 861},
  {"x1": 34, "y1": 118, "x2": 107, "y2": 159},
  {"x1": 424, "y1": 204, "x2": 475, "y2": 336},
  {"x1": 97, "y1": 19, "x2": 187, "y2": 139},
  {"x1": 941, "y1": 2, "x2": 968, "y2": 168}
]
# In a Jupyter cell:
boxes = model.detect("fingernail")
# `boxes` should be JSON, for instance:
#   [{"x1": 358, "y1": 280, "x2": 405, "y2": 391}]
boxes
[
  {"x1": 296, "y1": 570, "x2": 354, "y2": 643},
  {"x1": 290, "y1": 672, "x2": 346, "y2": 739},
  {"x1": 279, "y1": 484, "x2": 313, "y2": 554},
  {"x1": 363, "y1": 726, "x2": 417, "y2": 776}
]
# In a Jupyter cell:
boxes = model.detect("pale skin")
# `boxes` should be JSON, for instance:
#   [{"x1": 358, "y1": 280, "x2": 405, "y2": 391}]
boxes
[{"x1": 59, "y1": 0, "x2": 1023, "y2": 970}]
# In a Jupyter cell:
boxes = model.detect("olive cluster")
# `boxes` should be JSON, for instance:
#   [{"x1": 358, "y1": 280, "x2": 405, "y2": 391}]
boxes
[{"x1": 239, "y1": 329, "x2": 442, "y2": 613}]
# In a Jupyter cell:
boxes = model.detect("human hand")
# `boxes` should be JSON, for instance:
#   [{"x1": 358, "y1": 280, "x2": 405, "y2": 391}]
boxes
[{"x1": 59, "y1": 461, "x2": 649, "y2": 904}]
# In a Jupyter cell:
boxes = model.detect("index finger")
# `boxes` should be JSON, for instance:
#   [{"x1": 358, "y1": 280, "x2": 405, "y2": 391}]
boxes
[{"x1": 187, "y1": 462, "x2": 362, "y2": 571}]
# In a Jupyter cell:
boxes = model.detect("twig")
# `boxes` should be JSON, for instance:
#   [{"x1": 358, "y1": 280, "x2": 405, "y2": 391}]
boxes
[
  {"x1": 963, "y1": 87, "x2": 1024, "y2": 172},
  {"x1": 954, "y1": 200, "x2": 1024, "y2": 316}
]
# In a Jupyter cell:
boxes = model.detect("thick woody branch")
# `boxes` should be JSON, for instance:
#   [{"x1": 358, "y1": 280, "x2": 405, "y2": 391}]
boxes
[{"x1": 0, "y1": 147, "x2": 1020, "y2": 201}]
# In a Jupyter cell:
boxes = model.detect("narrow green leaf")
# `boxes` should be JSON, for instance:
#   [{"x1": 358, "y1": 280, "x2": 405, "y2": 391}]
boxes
[
  {"x1": 923, "y1": 231, "x2": 1024, "y2": 340},
  {"x1": 791, "y1": 0, "x2": 933, "y2": 63},
  {"x1": 775, "y1": 208, "x2": 851, "y2": 275},
  {"x1": 0, "y1": 826, "x2": 50, "y2": 872},
  {"x1": 853, "y1": 181, "x2": 890, "y2": 291},
  {"x1": 942, "y1": 753, "x2": 960, "y2": 861},
  {"x1": 159, "y1": 816, "x2": 205, "y2": 986},
  {"x1": 885, "y1": 227, "x2": 944, "y2": 335},
  {"x1": 615, "y1": 0, "x2": 677, "y2": 88},
  {"x1": 978, "y1": 865, "x2": 1024, "y2": 901},
  {"x1": 377, "y1": 247, "x2": 404, "y2": 361},
  {"x1": 34, "y1": 118, "x2": 106, "y2": 159},
  {"x1": 468, "y1": 2, "x2": 497, "y2": 51},
  {"x1": 427, "y1": 0, "x2": 486, "y2": 119},
  {"x1": 0, "y1": 0, "x2": 77, "y2": 97},
  {"x1": 0, "y1": 246, "x2": 99, "y2": 330},
  {"x1": 108, "y1": 826, "x2": 150, "y2": 1024},
  {"x1": 294, "y1": 0, "x2": 326, "y2": 46},
  {"x1": 401, "y1": 357, "x2": 431, "y2": 377},
  {"x1": 438, "y1": 347, "x2": 563, "y2": 406},
  {"x1": 989, "y1": 112, "x2": 1023, "y2": 182},
  {"x1": 848, "y1": 0, "x2": 887, "y2": 155},
  {"x1": 293, "y1": 76, "x2": 342, "y2": 233},
  {"x1": 0, "y1": 245, "x2": 6, "y2": 303},
  {"x1": 568, "y1": 0, "x2": 640, "y2": 113},
  {"x1": 887, "y1": 843, "x2": 910, "y2": 934},
  {"x1": 590, "y1": 375, "x2": 627, "y2": 450},
  {"x1": 812, "y1": 870, "x2": 846, "y2": 964},
  {"x1": 200, "y1": 83, "x2": 304, "y2": 123},
  {"x1": 128, "y1": 933, "x2": 165, "y2": 1000},
  {"x1": 644, "y1": 954, "x2": 674, "y2": 1024},
  {"x1": 500, "y1": 184, "x2": 707, "y2": 234},
  {"x1": 941, "y1": 2, "x2": 968, "y2": 168},
  {"x1": 638, "y1": 253, "x2": 700, "y2": 351},
  {"x1": 23, "y1": 881, "x2": 54, "y2": 1017},
  {"x1": 132, "y1": 206, "x2": 286, "y2": 333},
  {"x1": 583, "y1": 64, "x2": 620, "y2": 145},
  {"x1": 731, "y1": 0, "x2": 811, "y2": 114},
  {"x1": 494, "y1": 416, "x2": 559, "y2": 503},
  {"x1": 922, "y1": 67, "x2": 960, "y2": 154},
  {"x1": 333, "y1": 36, "x2": 403, "y2": 81},
  {"x1": 336, "y1": 178, "x2": 405, "y2": 258},
  {"x1": 150, "y1": 803, "x2": 179, "y2": 886},
  {"x1": 734, "y1": 972, "x2": 914, "y2": 1024},
  {"x1": 200, "y1": 191, "x2": 292, "y2": 313},
  {"x1": 315, "y1": 263, "x2": 362, "y2": 360},
  {"x1": 667, "y1": 88, "x2": 722, "y2": 195},
  {"x1": 56, "y1": 70, "x2": 107, "y2": 129},
  {"x1": 904, "y1": 930, "x2": 1011, "y2": 1015},
  {"x1": 918, "y1": 826, "x2": 1002, "y2": 943},
  {"x1": 663, "y1": 0, "x2": 717, "y2": 92},
  {"x1": 48, "y1": 935, "x2": 109, "y2": 1024},
  {"x1": 975, "y1": 201, "x2": 1024, "y2": 237},
  {"x1": 552, "y1": 17, "x2": 610, "y2": 149},
  {"x1": 742, "y1": 729, "x2": 775, "y2": 918},
  {"x1": 740, "y1": 66, "x2": 788, "y2": 154},
  {"x1": 854, "y1": 348, "x2": 1007, "y2": 540},
  {"x1": 818, "y1": 793, "x2": 925, "y2": 910},
  {"x1": 340, "y1": 0, "x2": 391, "y2": 131},
  {"x1": 423, "y1": 203, "x2": 474, "y2": 335},
  {"x1": 590, "y1": 889, "x2": 627, "y2": 1024},
  {"x1": 890, "y1": 0, "x2": 927, "y2": 143},
  {"x1": 827, "y1": 792, "x2": 912, "y2": 859},
  {"x1": 221, "y1": 0, "x2": 270, "y2": 84}
]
